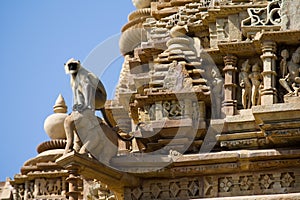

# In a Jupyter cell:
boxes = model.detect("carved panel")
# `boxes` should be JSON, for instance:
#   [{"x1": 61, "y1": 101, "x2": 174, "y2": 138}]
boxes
[
  {"x1": 84, "y1": 180, "x2": 115, "y2": 200},
  {"x1": 13, "y1": 177, "x2": 67, "y2": 200},
  {"x1": 35, "y1": 178, "x2": 63, "y2": 196},
  {"x1": 13, "y1": 184, "x2": 25, "y2": 200},
  {"x1": 125, "y1": 169, "x2": 300, "y2": 199}
]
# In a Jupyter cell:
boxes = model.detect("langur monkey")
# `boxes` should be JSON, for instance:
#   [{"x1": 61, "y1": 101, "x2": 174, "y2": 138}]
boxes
[
  {"x1": 63, "y1": 58, "x2": 108, "y2": 155},
  {"x1": 63, "y1": 58, "x2": 132, "y2": 156},
  {"x1": 64, "y1": 58, "x2": 107, "y2": 112}
]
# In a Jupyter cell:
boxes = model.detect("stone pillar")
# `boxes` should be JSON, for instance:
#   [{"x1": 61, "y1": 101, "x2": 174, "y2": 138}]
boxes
[
  {"x1": 62, "y1": 177, "x2": 67, "y2": 196},
  {"x1": 66, "y1": 165, "x2": 82, "y2": 200},
  {"x1": 216, "y1": 18, "x2": 227, "y2": 42},
  {"x1": 24, "y1": 181, "x2": 29, "y2": 200},
  {"x1": 222, "y1": 55, "x2": 238, "y2": 116},
  {"x1": 260, "y1": 41, "x2": 277, "y2": 105},
  {"x1": 209, "y1": 23, "x2": 218, "y2": 49}
]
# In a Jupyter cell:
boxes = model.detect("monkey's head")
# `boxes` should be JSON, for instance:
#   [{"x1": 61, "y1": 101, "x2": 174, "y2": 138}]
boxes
[{"x1": 64, "y1": 58, "x2": 81, "y2": 74}]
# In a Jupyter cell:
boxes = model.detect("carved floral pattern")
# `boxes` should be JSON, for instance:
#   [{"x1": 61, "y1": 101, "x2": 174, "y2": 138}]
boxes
[
  {"x1": 259, "y1": 174, "x2": 274, "y2": 189},
  {"x1": 219, "y1": 177, "x2": 233, "y2": 192},
  {"x1": 281, "y1": 172, "x2": 295, "y2": 188},
  {"x1": 239, "y1": 176, "x2": 254, "y2": 191},
  {"x1": 128, "y1": 171, "x2": 298, "y2": 199}
]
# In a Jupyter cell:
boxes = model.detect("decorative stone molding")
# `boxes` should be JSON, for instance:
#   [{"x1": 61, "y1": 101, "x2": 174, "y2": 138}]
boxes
[
  {"x1": 125, "y1": 169, "x2": 300, "y2": 199},
  {"x1": 37, "y1": 139, "x2": 66, "y2": 153},
  {"x1": 119, "y1": 28, "x2": 147, "y2": 55}
]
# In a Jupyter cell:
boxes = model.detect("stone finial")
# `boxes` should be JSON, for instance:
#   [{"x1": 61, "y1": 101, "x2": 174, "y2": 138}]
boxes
[
  {"x1": 53, "y1": 94, "x2": 68, "y2": 113},
  {"x1": 44, "y1": 94, "x2": 68, "y2": 140},
  {"x1": 170, "y1": 25, "x2": 188, "y2": 38},
  {"x1": 132, "y1": 0, "x2": 151, "y2": 9}
]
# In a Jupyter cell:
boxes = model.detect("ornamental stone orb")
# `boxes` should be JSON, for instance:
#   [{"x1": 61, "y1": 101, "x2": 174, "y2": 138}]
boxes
[
  {"x1": 132, "y1": 0, "x2": 151, "y2": 9},
  {"x1": 44, "y1": 113, "x2": 68, "y2": 139},
  {"x1": 170, "y1": 25, "x2": 188, "y2": 38},
  {"x1": 44, "y1": 94, "x2": 68, "y2": 139}
]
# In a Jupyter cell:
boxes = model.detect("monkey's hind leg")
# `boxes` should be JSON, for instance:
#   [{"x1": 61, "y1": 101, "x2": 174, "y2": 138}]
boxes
[{"x1": 64, "y1": 115, "x2": 76, "y2": 155}]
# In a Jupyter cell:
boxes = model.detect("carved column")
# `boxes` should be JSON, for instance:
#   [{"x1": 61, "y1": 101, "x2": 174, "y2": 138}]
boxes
[
  {"x1": 216, "y1": 18, "x2": 227, "y2": 42},
  {"x1": 209, "y1": 23, "x2": 218, "y2": 49},
  {"x1": 260, "y1": 41, "x2": 277, "y2": 105},
  {"x1": 24, "y1": 181, "x2": 29, "y2": 200},
  {"x1": 66, "y1": 165, "x2": 82, "y2": 200},
  {"x1": 222, "y1": 55, "x2": 238, "y2": 116}
]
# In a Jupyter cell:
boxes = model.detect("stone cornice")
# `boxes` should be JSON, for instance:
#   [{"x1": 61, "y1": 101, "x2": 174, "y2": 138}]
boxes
[
  {"x1": 204, "y1": 3, "x2": 267, "y2": 23},
  {"x1": 111, "y1": 149, "x2": 300, "y2": 177},
  {"x1": 56, "y1": 152, "x2": 141, "y2": 195},
  {"x1": 258, "y1": 30, "x2": 300, "y2": 45}
]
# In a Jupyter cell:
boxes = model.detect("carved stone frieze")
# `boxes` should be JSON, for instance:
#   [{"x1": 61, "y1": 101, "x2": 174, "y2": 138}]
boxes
[
  {"x1": 12, "y1": 177, "x2": 67, "y2": 200},
  {"x1": 125, "y1": 169, "x2": 300, "y2": 199}
]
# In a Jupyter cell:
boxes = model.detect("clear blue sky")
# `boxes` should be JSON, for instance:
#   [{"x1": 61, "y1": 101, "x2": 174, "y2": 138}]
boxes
[{"x1": 0, "y1": 1, "x2": 135, "y2": 180}]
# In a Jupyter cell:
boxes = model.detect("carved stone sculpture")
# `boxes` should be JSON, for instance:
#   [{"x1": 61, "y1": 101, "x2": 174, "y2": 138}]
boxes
[
  {"x1": 249, "y1": 63, "x2": 263, "y2": 106},
  {"x1": 239, "y1": 59, "x2": 252, "y2": 109},
  {"x1": 279, "y1": 48, "x2": 300, "y2": 96},
  {"x1": 280, "y1": 49, "x2": 289, "y2": 78},
  {"x1": 209, "y1": 67, "x2": 224, "y2": 119}
]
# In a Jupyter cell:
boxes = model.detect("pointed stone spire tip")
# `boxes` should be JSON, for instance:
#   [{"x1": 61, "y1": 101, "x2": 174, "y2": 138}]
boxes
[{"x1": 53, "y1": 94, "x2": 68, "y2": 113}]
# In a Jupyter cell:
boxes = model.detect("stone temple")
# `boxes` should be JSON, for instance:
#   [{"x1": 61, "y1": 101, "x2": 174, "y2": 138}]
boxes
[{"x1": 2, "y1": 0, "x2": 300, "y2": 199}]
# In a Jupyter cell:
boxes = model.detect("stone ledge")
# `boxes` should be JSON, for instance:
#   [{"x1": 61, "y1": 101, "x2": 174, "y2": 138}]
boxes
[
  {"x1": 56, "y1": 151, "x2": 140, "y2": 195},
  {"x1": 195, "y1": 192, "x2": 300, "y2": 200}
]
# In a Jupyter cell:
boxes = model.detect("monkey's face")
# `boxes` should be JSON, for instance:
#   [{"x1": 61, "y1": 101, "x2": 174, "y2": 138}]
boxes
[
  {"x1": 64, "y1": 58, "x2": 81, "y2": 74},
  {"x1": 67, "y1": 62, "x2": 79, "y2": 74}
]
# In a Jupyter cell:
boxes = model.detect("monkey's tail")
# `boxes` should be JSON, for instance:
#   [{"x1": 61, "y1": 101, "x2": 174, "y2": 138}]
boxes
[{"x1": 100, "y1": 108, "x2": 135, "y2": 141}]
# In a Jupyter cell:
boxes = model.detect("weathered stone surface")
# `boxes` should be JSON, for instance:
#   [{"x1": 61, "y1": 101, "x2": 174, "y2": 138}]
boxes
[{"x1": 281, "y1": 0, "x2": 300, "y2": 30}]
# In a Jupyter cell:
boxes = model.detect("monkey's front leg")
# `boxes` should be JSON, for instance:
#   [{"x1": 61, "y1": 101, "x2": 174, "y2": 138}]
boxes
[
  {"x1": 63, "y1": 114, "x2": 76, "y2": 155},
  {"x1": 83, "y1": 81, "x2": 95, "y2": 111}
]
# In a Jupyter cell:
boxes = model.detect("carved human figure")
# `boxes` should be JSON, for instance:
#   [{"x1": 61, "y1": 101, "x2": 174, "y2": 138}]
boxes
[
  {"x1": 17, "y1": 185, "x2": 25, "y2": 199},
  {"x1": 279, "y1": 48, "x2": 300, "y2": 96},
  {"x1": 47, "y1": 179, "x2": 54, "y2": 195},
  {"x1": 162, "y1": 101, "x2": 171, "y2": 117},
  {"x1": 239, "y1": 59, "x2": 252, "y2": 109},
  {"x1": 37, "y1": 179, "x2": 47, "y2": 195},
  {"x1": 54, "y1": 179, "x2": 61, "y2": 195},
  {"x1": 210, "y1": 67, "x2": 224, "y2": 119},
  {"x1": 148, "y1": 104, "x2": 156, "y2": 120},
  {"x1": 27, "y1": 182, "x2": 34, "y2": 198},
  {"x1": 169, "y1": 100, "x2": 183, "y2": 117},
  {"x1": 249, "y1": 63, "x2": 263, "y2": 106},
  {"x1": 280, "y1": 49, "x2": 289, "y2": 78}
]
